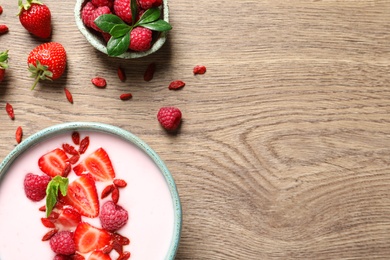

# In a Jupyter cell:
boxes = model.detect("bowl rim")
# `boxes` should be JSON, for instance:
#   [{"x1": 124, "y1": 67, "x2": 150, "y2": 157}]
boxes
[
  {"x1": 74, "y1": 0, "x2": 170, "y2": 59},
  {"x1": 0, "y1": 121, "x2": 182, "y2": 260}
]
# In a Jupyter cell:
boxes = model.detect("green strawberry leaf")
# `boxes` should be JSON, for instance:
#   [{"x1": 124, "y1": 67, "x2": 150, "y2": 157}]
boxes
[
  {"x1": 107, "y1": 32, "x2": 130, "y2": 57},
  {"x1": 45, "y1": 176, "x2": 68, "y2": 217},
  {"x1": 140, "y1": 20, "x2": 172, "y2": 32},
  {"x1": 94, "y1": 14, "x2": 127, "y2": 33},
  {"x1": 110, "y1": 24, "x2": 132, "y2": 38},
  {"x1": 137, "y1": 7, "x2": 161, "y2": 25},
  {"x1": 131, "y1": 0, "x2": 138, "y2": 25}
]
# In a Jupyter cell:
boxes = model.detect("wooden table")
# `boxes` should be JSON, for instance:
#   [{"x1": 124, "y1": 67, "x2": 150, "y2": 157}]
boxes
[{"x1": 1, "y1": 1, "x2": 390, "y2": 259}]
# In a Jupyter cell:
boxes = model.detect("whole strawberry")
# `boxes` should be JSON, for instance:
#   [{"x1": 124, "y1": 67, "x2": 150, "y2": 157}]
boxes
[
  {"x1": 28, "y1": 42, "x2": 67, "y2": 90},
  {"x1": 0, "y1": 50, "x2": 9, "y2": 83},
  {"x1": 18, "y1": 0, "x2": 51, "y2": 39},
  {"x1": 157, "y1": 106, "x2": 182, "y2": 131}
]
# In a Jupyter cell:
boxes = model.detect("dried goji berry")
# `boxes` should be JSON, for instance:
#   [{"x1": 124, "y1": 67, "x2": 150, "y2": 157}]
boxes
[
  {"x1": 91, "y1": 77, "x2": 107, "y2": 88},
  {"x1": 64, "y1": 87, "x2": 73, "y2": 104},
  {"x1": 39, "y1": 205, "x2": 46, "y2": 212},
  {"x1": 72, "y1": 131, "x2": 80, "y2": 145},
  {"x1": 113, "y1": 233, "x2": 130, "y2": 245},
  {"x1": 112, "y1": 186, "x2": 119, "y2": 204},
  {"x1": 101, "y1": 244, "x2": 114, "y2": 254},
  {"x1": 41, "y1": 218, "x2": 55, "y2": 228},
  {"x1": 42, "y1": 229, "x2": 58, "y2": 241},
  {"x1": 67, "y1": 154, "x2": 80, "y2": 164},
  {"x1": 0, "y1": 24, "x2": 8, "y2": 34},
  {"x1": 168, "y1": 80, "x2": 185, "y2": 90},
  {"x1": 101, "y1": 184, "x2": 114, "y2": 199},
  {"x1": 193, "y1": 65, "x2": 207, "y2": 75},
  {"x1": 62, "y1": 162, "x2": 71, "y2": 177},
  {"x1": 120, "y1": 93, "x2": 132, "y2": 100},
  {"x1": 62, "y1": 143, "x2": 79, "y2": 155},
  {"x1": 0, "y1": 6, "x2": 3, "y2": 15},
  {"x1": 113, "y1": 179, "x2": 127, "y2": 188},
  {"x1": 5, "y1": 102, "x2": 14, "y2": 120},
  {"x1": 118, "y1": 251, "x2": 131, "y2": 260},
  {"x1": 79, "y1": 136, "x2": 90, "y2": 154},
  {"x1": 15, "y1": 126, "x2": 22, "y2": 144},
  {"x1": 117, "y1": 67, "x2": 126, "y2": 82},
  {"x1": 144, "y1": 62, "x2": 155, "y2": 81}
]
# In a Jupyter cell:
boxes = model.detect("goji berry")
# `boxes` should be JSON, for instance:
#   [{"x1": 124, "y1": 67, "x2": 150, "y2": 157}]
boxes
[
  {"x1": 120, "y1": 93, "x2": 132, "y2": 100},
  {"x1": 101, "y1": 184, "x2": 114, "y2": 199},
  {"x1": 5, "y1": 102, "x2": 14, "y2": 120},
  {"x1": 72, "y1": 131, "x2": 80, "y2": 145},
  {"x1": 118, "y1": 251, "x2": 131, "y2": 260},
  {"x1": 117, "y1": 66, "x2": 126, "y2": 82},
  {"x1": 64, "y1": 87, "x2": 73, "y2": 104},
  {"x1": 62, "y1": 162, "x2": 71, "y2": 177},
  {"x1": 15, "y1": 126, "x2": 22, "y2": 144},
  {"x1": 67, "y1": 154, "x2": 80, "y2": 164},
  {"x1": 39, "y1": 205, "x2": 46, "y2": 212},
  {"x1": 42, "y1": 229, "x2": 58, "y2": 241},
  {"x1": 193, "y1": 65, "x2": 207, "y2": 75},
  {"x1": 144, "y1": 62, "x2": 155, "y2": 81},
  {"x1": 111, "y1": 186, "x2": 119, "y2": 204},
  {"x1": 0, "y1": 24, "x2": 8, "y2": 34},
  {"x1": 113, "y1": 179, "x2": 127, "y2": 188},
  {"x1": 0, "y1": 6, "x2": 3, "y2": 15},
  {"x1": 79, "y1": 136, "x2": 90, "y2": 154},
  {"x1": 168, "y1": 80, "x2": 185, "y2": 90},
  {"x1": 91, "y1": 77, "x2": 107, "y2": 88},
  {"x1": 62, "y1": 143, "x2": 79, "y2": 155},
  {"x1": 113, "y1": 233, "x2": 130, "y2": 245},
  {"x1": 41, "y1": 218, "x2": 55, "y2": 228}
]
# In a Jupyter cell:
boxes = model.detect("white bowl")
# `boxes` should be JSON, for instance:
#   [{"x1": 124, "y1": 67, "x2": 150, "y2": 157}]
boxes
[{"x1": 74, "y1": 0, "x2": 170, "y2": 59}]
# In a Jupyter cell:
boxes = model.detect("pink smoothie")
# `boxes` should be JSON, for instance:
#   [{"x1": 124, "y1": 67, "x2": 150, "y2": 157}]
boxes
[{"x1": 0, "y1": 131, "x2": 175, "y2": 259}]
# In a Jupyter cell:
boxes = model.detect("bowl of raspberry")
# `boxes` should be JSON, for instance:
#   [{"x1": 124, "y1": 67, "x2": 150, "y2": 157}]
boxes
[
  {"x1": 74, "y1": 0, "x2": 171, "y2": 59},
  {"x1": 0, "y1": 122, "x2": 182, "y2": 259}
]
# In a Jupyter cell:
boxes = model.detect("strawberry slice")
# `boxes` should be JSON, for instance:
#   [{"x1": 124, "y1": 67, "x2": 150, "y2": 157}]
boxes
[
  {"x1": 74, "y1": 222, "x2": 111, "y2": 254},
  {"x1": 60, "y1": 175, "x2": 99, "y2": 218},
  {"x1": 56, "y1": 206, "x2": 82, "y2": 229},
  {"x1": 38, "y1": 148, "x2": 69, "y2": 177},
  {"x1": 73, "y1": 148, "x2": 115, "y2": 182},
  {"x1": 88, "y1": 250, "x2": 112, "y2": 260}
]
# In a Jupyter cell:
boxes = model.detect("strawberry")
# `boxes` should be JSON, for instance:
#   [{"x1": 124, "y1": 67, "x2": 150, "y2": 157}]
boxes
[
  {"x1": 74, "y1": 222, "x2": 111, "y2": 254},
  {"x1": 18, "y1": 0, "x2": 51, "y2": 38},
  {"x1": 56, "y1": 206, "x2": 82, "y2": 229},
  {"x1": 27, "y1": 42, "x2": 67, "y2": 90},
  {"x1": 0, "y1": 50, "x2": 9, "y2": 83},
  {"x1": 38, "y1": 148, "x2": 69, "y2": 177},
  {"x1": 88, "y1": 250, "x2": 112, "y2": 260},
  {"x1": 73, "y1": 148, "x2": 116, "y2": 182},
  {"x1": 60, "y1": 175, "x2": 99, "y2": 218}
]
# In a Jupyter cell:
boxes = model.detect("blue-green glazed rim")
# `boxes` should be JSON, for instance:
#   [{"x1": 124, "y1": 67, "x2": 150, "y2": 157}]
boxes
[{"x1": 0, "y1": 122, "x2": 182, "y2": 260}]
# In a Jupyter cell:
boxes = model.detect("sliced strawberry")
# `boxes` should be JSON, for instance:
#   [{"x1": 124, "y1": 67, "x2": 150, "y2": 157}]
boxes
[
  {"x1": 73, "y1": 148, "x2": 115, "y2": 182},
  {"x1": 38, "y1": 148, "x2": 69, "y2": 177},
  {"x1": 88, "y1": 250, "x2": 112, "y2": 260},
  {"x1": 60, "y1": 175, "x2": 99, "y2": 218},
  {"x1": 56, "y1": 206, "x2": 82, "y2": 229},
  {"x1": 74, "y1": 222, "x2": 111, "y2": 254}
]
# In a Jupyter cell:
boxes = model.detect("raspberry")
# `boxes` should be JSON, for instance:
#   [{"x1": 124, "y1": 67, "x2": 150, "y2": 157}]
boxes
[
  {"x1": 137, "y1": 0, "x2": 162, "y2": 10},
  {"x1": 53, "y1": 255, "x2": 71, "y2": 260},
  {"x1": 92, "y1": 0, "x2": 113, "y2": 8},
  {"x1": 23, "y1": 173, "x2": 51, "y2": 201},
  {"x1": 50, "y1": 231, "x2": 76, "y2": 255},
  {"x1": 99, "y1": 201, "x2": 129, "y2": 232},
  {"x1": 129, "y1": 27, "x2": 152, "y2": 52},
  {"x1": 81, "y1": 2, "x2": 111, "y2": 32},
  {"x1": 113, "y1": 0, "x2": 132, "y2": 24},
  {"x1": 157, "y1": 107, "x2": 182, "y2": 131}
]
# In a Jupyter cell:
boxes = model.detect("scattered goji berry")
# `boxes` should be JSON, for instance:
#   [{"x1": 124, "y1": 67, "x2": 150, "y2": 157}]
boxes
[
  {"x1": 113, "y1": 233, "x2": 130, "y2": 245},
  {"x1": 120, "y1": 93, "x2": 132, "y2": 100},
  {"x1": 72, "y1": 131, "x2": 80, "y2": 145},
  {"x1": 91, "y1": 77, "x2": 107, "y2": 88},
  {"x1": 48, "y1": 211, "x2": 60, "y2": 220},
  {"x1": 118, "y1": 251, "x2": 131, "y2": 260},
  {"x1": 5, "y1": 102, "x2": 14, "y2": 120},
  {"x1": 144, "y1": 62, "x2": 155, "y2": 81},
  {"x1": 168, "y1": 80, "x2": 185, "y2": 90},
  {"x1": 62, "y1": 143, "x2": 79, "y2": 155},
  {"x1": 42, "y1": 229, "x2": 58, "y2": 241},
  {"x1": 117, "y1": 66, "x2": 126, "y2": 82},
  {"x1": 0, "y1": 6, "x2": 3, "y2": 15},
  {"x1": 41, "y1": 218, "x2": 55, "y2": 228},
  {"x1": 111, "y1": 186, "x2": 119, "y2": 204},
  {"x1": 39, "y1": 205, "x2": 46, "y2": 212},
  {"x1": 193, "y1": 65, "x2": 207, "y2": 75},
  {"x1": 15, "y1": 126, "x2": 22, "y2": 144},
  {"x1": 64, "y1": 87, "x2": 73, "y2": 104},
  {"x1": 101, "y1": 244, "x2": 114, "y2": 254},
  {"x1": 79, "y1": 136, "x2": 90, "y2": 154},
  {"x1": 101, "y1": 184, "x2": 114, "y2": 199},
  {"x1": 62, "y1": 162, "x2": 71, "y2": 177},
  {"x1": 0, "y1": 24, "x2": 8, "y2": 35},
  {"x1": 113, "y1": 179, "x2": 127, "y2": 188},
  {"x1": 67, "y1": 154, "x2": 80, "y2": 164}
]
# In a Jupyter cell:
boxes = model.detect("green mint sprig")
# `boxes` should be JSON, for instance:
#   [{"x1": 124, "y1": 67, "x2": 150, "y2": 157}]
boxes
[
  {"x1": 45, "y1": 176, "x2": 68, "y2": 217},
  {"x1": 94, "y1": 0, "x2": 172, "y2": 57}
]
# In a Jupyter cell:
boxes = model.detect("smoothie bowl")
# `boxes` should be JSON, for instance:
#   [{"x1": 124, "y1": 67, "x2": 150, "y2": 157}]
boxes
[
  {"x1": 0, "y1": 122, "x2": 181, "y2": 259},
  {"x1": 74, "y1": 0, "x2": 171, "y2": 59}
]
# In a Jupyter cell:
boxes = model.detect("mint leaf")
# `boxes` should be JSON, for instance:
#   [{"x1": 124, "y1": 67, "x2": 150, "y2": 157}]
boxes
[
  {"x1": 107, "y1": 32, "x2": 130, "y2": 57},
  {"x1": 131, "y1": 0, "x2": 138, "y2": 25},
  {"x1": 45, "y1": 176, "x2": 68, "y2": 217},
  {"x1": 95, "y1": 14, "x2": 126, "y2": 33},
  {"x1": 137, "y1": 7, "x2": 161, "y2": 25},
  {"x1": 110, "y1": 24, "x2": 131, "y2": 38},
  {"x1": 141, "y1": 20, "x2": 172, "y2": 32}
]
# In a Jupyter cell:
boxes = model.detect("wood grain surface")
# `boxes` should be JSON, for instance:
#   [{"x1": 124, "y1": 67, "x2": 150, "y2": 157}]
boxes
[{"x1": 1, "y1": 0, "x2": 390, "y2": 259}]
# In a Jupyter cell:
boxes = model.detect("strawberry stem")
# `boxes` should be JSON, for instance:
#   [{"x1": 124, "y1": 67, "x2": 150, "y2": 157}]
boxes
[{"x1": 31, "y1": 72, "x2": 42, "y2": 90}]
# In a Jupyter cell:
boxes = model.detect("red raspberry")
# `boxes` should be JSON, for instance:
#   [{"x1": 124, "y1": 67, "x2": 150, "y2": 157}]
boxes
[
  {"x1": 53, "y1": 255, "x2": 71, "y2": 260},
  {"x1": 50, "y1": 231, "x2": 76, "y2": 255},
  {"x1": 23, "y1": 173, "x2": 51, "y2": 201},
  {"x1": 137, "y1": 0, "x2": 162, "y2": 10},
  {"x1": 92, "y1": 0, "x2": 113, "y2": 8},
  {"x1": 157, "y1": 107, "x2": 182, "y2": 131},
  {"x1": 81, "y1": 2, "x2": 111, "y2": 32},
  {"x1": 129, "y1": 27, "x2": 152, "y2": 52},
  {"x1": 99, "y1": 201, "x2": 129, "y2": 232},
  {"x1": 113, "y1": 0, "x2": 132, "y2": 24}
]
